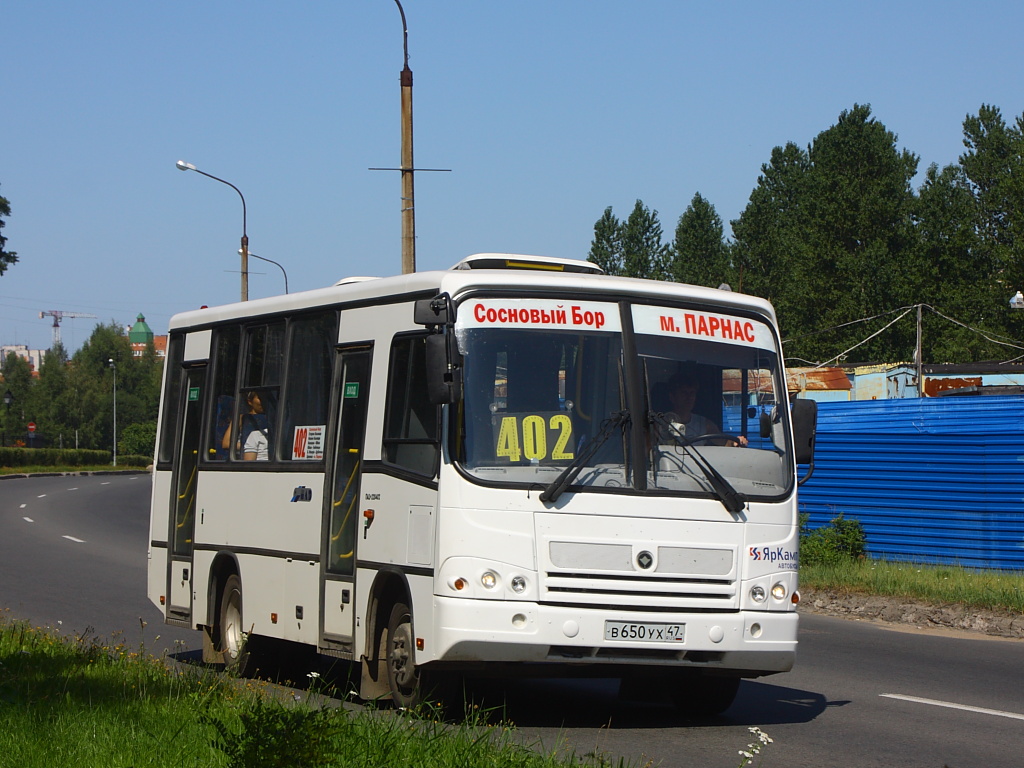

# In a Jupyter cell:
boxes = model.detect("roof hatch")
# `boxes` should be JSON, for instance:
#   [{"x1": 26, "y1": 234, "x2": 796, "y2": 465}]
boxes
[{"x1": 450, "y1": 253, "x2": 604, "y2": 275}]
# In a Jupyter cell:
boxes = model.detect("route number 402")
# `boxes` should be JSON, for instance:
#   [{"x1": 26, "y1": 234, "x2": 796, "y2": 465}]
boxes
[{"x1": 495, "y1": 414, "x2": 574, "y2": 462}]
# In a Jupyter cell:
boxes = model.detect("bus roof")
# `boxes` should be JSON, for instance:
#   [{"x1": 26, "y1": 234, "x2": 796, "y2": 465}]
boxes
[{"x1": 167, "y1": 254, "x2": 776, "y2": 331}]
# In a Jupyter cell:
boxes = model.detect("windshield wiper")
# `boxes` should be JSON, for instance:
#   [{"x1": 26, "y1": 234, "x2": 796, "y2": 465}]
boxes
[
  {"x1": 648, "y1": 411, "x2": 746, "y2": 515},
  {"x1": 539, "y1": 410, "x2": 629, "y2": 503}
]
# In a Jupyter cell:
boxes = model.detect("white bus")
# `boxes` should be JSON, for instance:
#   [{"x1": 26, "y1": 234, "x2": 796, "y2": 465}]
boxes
[{"x1": 148, "y1": 253, "x2": 816, "y2": 715}]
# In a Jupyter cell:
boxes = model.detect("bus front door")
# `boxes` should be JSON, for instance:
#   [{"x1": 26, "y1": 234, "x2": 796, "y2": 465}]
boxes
[
  {"x1": 167, "y1": 366, "x2": 205, "y2": 624},
  {"x1": 321, "y1": 346, "x2": 371, "y2": 654}
]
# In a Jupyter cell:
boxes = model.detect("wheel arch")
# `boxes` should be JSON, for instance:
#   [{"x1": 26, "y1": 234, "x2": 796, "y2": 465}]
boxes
[{"x1": 359, "y1": 567, "x2": 413, "y2": 700}]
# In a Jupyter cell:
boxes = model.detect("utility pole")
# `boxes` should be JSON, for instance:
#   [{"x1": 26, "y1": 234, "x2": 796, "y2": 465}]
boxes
[
  {"x1": 916, "y1": 304, "x2": 924, "y2": 398},
  {"x1": 370, "y1": 0, "x2": 449, "y2": 274},
  {"x1": 398, "y1": 0, "x2": 415, "y2": 274}
]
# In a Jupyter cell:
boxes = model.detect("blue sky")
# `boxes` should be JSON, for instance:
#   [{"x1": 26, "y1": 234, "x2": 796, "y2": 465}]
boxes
[{"x1": 3, "y1": 1, "x2": 1023, "y2": 353}]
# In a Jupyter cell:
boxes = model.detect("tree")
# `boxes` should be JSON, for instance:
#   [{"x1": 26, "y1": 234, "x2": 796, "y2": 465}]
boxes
[
  {"x1": 959, "y1": 105, "x2": 1024, "y2": 301},
  {"x1": 733, "y1": 105, "x2": 922, "y2": 363},
  {"x1": 588, "y1": 200, "x2": 668, "y2": 280},
  {"x1": 620, "y1": 200, "x2": 669, "y2": 280},
  {"x1": 1, "y1": 352, "x2": 33, "y2": 443},
  {"x1": 669, "y1": 193, "x2": 733, "y2": 288},
  {"x1": 33, "y1": 342, "x2": 70, "y2": 445},
  {"x1": 912, "y1": 163, "x2": 1008, "y2": 363},
  {"x1": 0, "y1": 185, "x2": 17, "y2": 277},
  {"x1": 801, "y1": 104, "x2": 921, "y2": 361},
  {"x1": 731, "y1": 142, "x2": 813, "y2": 321},
  {"x1": 588, "y1": 207, "x2": 623, "y2": 275}
]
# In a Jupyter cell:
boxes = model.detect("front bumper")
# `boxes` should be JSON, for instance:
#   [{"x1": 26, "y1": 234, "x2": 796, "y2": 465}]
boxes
[{"x1": 427, "y1": 596, "x2": 797, "y2": 676}]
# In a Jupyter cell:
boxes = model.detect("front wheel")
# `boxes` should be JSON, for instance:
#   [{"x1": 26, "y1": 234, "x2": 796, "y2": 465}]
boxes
[
  {"x1": 667, "y1": 672, "x2": 740, "y2": 716},
  {"x1": 215, "y1": 574, "x2": 255, "y2": 675},
  {"x1": 385, "y1": 601, "x2": 423, "y2": 708}
]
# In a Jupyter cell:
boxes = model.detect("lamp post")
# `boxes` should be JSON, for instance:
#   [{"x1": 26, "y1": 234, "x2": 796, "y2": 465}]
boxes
[
  {"x1": 2, "y1": 389, "x2": 12, "y2": 447},
  {"x1": 108, "y1": 359, "x2": 117, "y2": 466},
  {"x1": 176, "y1": 160, "x2": 249, "y2": 301},
  {"x1": 239, "y1": 249, "x2": 289, "y2": 294}
]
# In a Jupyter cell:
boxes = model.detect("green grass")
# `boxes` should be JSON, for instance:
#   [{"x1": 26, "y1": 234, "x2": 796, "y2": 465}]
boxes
[
  {"x1": 0, "y1": 614, "x2": 631, "y2": 768},
  {"x1": 800, "y1": 558, "x2": 1024, "y2": 614}
]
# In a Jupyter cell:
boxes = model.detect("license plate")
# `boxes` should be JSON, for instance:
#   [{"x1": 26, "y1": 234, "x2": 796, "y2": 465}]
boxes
[{"x1": 604, "y1": 621, "x2": 685, "y2": 642}]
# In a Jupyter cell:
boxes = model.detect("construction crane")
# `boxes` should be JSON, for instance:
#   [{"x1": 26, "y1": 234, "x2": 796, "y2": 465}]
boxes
[{"x1": 39, "y1": 310, "x2": 98, "y2": 348}]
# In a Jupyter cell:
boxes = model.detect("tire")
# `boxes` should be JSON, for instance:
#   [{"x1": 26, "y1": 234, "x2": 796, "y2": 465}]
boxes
[
  {"x1": 667, "y1": 672, "x2": 741, "y2": 717},
  {"x1": 385, "y1": 601, "x2": 423, "y2": 708},
  {"x1": 216, "y1": 574, "x2": 254, "y2": 675}
]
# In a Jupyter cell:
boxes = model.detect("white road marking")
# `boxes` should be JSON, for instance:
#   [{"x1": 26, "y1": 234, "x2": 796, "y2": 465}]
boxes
[
  {"x1": 62, "y1": 535, "x2": 85, "y2": 544},
  {"x1": 68, "y1": 487, "x2": 78, "y2": 491},
  {"x1": 881, "y1": 693, "x2": 1024, "y2": 722},
  {"x1": 37, "y1": 494, "x2": 46, "y2": 498},
  {"x1": 23, "y1": 517, "x2": 33, "y2": 523},
  {"x1": 19, "y1": 503, "x2": 26, "y2": 509},
  {"x1": 100, "y1": 482, "x2": 110, "y2": 486}
]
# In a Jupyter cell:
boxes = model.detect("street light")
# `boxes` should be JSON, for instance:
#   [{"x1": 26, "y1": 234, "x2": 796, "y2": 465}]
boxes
[
  {"x1": 239, "y1": 249, "x2": 289, "y2": 294},
  {"x1": 2, "y1": 389, "x2": 12, "y2": 448},
  {"x1": 108, "y1": 359, "x2": 117, "y2": 467},
  {"x1": 176, "y1": 160, "x2": 250, "y2": 301}
]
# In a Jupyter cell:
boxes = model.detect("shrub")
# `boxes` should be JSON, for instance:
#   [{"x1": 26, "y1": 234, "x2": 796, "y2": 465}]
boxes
[
  {"x1": 0, "y1": 447, "x2": 111, "y2": 468},
  {"x1": 800, "y1": 512, "x2": 866, "y2": 566},
  {"x1": 118, "y1": 421, "x2": 157, "y2": 459}
]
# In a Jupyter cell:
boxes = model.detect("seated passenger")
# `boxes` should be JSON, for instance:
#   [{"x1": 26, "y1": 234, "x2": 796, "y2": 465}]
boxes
[{"x1": 222, "y1": 390, "x2": 271, "y2": 460}]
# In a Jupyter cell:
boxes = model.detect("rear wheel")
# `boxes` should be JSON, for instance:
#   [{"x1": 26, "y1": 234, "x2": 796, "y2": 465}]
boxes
[{"x1": 666, "y1": 672, "x2": 741, "y2": 716}]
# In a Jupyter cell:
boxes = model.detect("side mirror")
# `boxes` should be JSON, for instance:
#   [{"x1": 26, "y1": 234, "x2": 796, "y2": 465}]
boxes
[
  {"x1": 759, "y1": 410, "x2": 772, "y2": 439},
  {"x1": 791, "y1": 398, "x2": 817, "y2": 466},
  {"x1": 414, "y1": 295, "x2": 450, "y2": 327},
  {"x1": 425, "y1": 333, "x2": 462, "y2": 405}
]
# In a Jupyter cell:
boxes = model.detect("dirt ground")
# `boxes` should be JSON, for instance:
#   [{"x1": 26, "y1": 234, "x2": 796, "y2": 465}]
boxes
[{"x1": 800, "y1": 588, "x2": 1024, "y2": 640}]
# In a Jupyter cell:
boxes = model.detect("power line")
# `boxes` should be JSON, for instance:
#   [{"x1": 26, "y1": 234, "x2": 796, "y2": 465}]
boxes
[{"x1": 788, "y1": 303, "x2": 1024, "y2": 369}]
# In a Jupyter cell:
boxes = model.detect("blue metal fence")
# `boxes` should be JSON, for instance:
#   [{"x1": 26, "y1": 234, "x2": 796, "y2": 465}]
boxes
[{"x1": 797, "y1": 395, "x2": 1024, "y2": 570}]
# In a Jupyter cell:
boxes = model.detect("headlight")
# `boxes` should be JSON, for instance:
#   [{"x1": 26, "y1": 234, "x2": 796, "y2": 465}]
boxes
[
  {"x1": 750, "y1": 585, "x2": 767, "y2": 603},
  {"x1": 510, "y1": 575, "x2": 527, "y2": 594},
  {"x1": 771, "y1": 583, "x2": 787, "y2": 601},
  {"x1": 480, "y1": 571, "x2": 498, "y2": 589}
]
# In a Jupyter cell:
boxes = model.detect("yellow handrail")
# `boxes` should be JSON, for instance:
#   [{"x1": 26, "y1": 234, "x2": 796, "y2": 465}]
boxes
[
  {"x1": 330, "y1": 450, "x2": 360, "y2": 561},
  {"x1": 175, "y1": 453, "x2": 198, "y2": 533}
]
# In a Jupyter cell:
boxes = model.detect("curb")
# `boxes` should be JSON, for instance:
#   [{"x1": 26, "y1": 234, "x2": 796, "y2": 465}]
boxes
[{"x1": 0, "y1": 469, "x2": 151, "y2": 480}]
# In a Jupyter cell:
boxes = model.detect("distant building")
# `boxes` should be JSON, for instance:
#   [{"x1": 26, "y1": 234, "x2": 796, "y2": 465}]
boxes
[
  {"x1": 127, "y1": 314, "x2": 167, "y2": 358},
  {"x1": 0, "y1": 344, "x2": 45, "y2": 375}
]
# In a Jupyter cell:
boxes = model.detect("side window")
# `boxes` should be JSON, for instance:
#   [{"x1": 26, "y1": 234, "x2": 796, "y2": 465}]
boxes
[
  {"x1": 207, "y1": 325, "x2": 240, "y2": 462},
  {"x1": 157, "y1": 333, "x2": 185, "y2": 466},
  {"x1": 383, "y1": 334, "x2": 439, "y2": 477},
  {"x1": 230, "y1": 322, "x2": 285, "y2": 460},
  {"x1": 281, "y1": 312, "x2": 336, "y2": 461}
]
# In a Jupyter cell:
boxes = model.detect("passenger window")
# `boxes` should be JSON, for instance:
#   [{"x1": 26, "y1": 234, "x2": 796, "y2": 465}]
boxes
[
  {"x1": 157, "y1": 333, "x2": 185, "y2": 466},
  {"x1": 229, "y1": 323, "x2": 285, "y2": 460},
  {"x1": 207, "y1": 326, "x2": 240, "y2": 462},
  {"x1": 281, "y1": 312, "x2": 336, "y2": 461},
  {"x1": 383, "y1": 335, "x2": 439, "y2": 477}
]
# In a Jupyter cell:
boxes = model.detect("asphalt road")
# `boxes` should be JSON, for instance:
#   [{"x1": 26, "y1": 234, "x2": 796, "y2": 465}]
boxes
[
  {"x1": 2, "y1": 473, "x2": 1022, "y2": 767},
  {"x1": 0, "y1": 472, "x2": 195, "y2": 655}
]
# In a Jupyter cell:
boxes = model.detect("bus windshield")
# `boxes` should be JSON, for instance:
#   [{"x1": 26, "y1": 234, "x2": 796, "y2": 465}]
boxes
[
  {"x1": 456, "y1": 299, "x2": 626, "y2": 487},
  {"x1": 453, "y1": 297, "x2": 793, "y2": 500}
]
